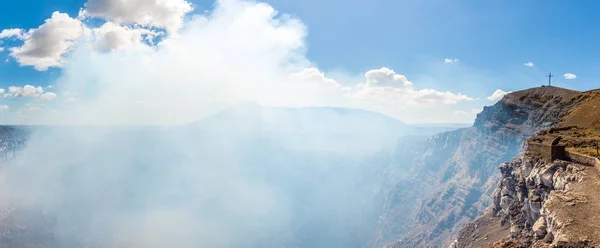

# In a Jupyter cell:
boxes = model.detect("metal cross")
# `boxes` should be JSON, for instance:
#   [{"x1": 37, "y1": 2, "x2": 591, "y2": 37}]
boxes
[{"x1": 546, "y1": 73, "x2": 554, "y2": 86}]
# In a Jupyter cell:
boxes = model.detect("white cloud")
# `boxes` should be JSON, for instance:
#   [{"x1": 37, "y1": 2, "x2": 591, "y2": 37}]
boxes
[
  {"x1": 0, "y1": 47, "x2": 4, "y2": 52},
  {"x1": 288, "y1": 68, "x2": 340, "y2": 89},
  {"x1": 350, "y1": 67, "x2": 473, "y2": 108},
  {"x1": 454, "y1": 110, "x2": 469, "y2": 116},
  {"x1": 444, "y1": 58, "x2": 459, "y2": 64},
  {"x1": 365, "y1": 67, "x2": 413, "y2": 87},
  {"x1": 487, "y1": 89, "x2": 511, "y2": 101},
  {"x1": 352, "y1": 86, "x2": 473, "y2": 107},
  {"x1": 91, "y1": 22, "x2": 160, "y2": 52},
  {"x1": 64, "y1": 97, "x2": 77, "y2": 102},
  {"x1": 83, "y1": 0, "x2": 193, "y2": 31},
  {"x1": 0, "y1": 105, "x2": 8, "y2": 111},
  {"x1": 524, "y1": 62, "x2": 534, "y2": 67},
  {"x1": 40, "y1": 92, "x2": 57, "y2": 100},
  {"x1": 8, "y1": 12, "x2": 85, "y2": 71},
  {"x1": 0, "y1": 28, "x2": 25, "y2": 39},
  {"x1": 7, "y1": 85, "x2": 44, "y2": 97},
  {"x1": 564, "y1": 73, "x2": 576, "y2": 80}
]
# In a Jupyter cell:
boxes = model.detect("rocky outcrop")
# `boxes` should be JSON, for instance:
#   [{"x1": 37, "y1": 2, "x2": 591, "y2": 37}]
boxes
[{"x1": 453, "y1": 154, "x2": 600, "y2": 247}]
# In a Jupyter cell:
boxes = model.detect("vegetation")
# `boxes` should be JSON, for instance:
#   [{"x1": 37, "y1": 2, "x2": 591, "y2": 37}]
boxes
[{"x1": 568, "y1": 147, "x2": 600, "y2": 158}]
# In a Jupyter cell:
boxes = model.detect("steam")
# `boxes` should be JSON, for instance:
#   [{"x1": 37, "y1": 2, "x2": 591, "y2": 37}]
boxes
[
  {"x1": 0, "y1": 0, "x2": 468, "y2": 247},
  {"x1": 0, "y1": 1, "x2": 391, "y2": 247},
  {"x1": 46, "y1": 0, "x2": 313, "y2": 125},
  {"x1": 0, "y1": 1, "x2": 317, "y2": 247}
]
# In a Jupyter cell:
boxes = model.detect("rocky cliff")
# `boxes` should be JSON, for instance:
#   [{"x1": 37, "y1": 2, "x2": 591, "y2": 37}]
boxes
[
  {"x1": 451, "y1": 88, "x2": 600, "y2": 248},
  {"x1": 375, "y1": 86, "x2": 587, "y2": 247},
  {"x1": 453, "y1": 153, "x2": 600, "y2": 247}
]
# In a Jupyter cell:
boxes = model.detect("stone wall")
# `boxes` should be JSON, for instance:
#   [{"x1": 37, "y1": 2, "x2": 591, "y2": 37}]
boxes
[
  {"x1": 527, "y1": 142, "x2": 565, "y2": 161},
  {"x1": 565, "y1": 150, "x2": 600, "y2": 170}
]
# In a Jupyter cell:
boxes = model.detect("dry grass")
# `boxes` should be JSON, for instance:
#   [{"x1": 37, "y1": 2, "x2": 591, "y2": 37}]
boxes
[
  {"x1": 535, "y1": 126, "x2": 600, "y2": 158},
  {"x1": 559, "y1": 90, "x2": 600, "y2": 129},
  {"x1": 568, "y1": 147, "x2": 600, "y2": 158}
]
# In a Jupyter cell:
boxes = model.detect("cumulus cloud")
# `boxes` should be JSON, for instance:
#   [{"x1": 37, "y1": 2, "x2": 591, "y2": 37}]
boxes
[
  {"x1": 524, "y1": 62, "x2": 534, "y2": 67},
  {"x1": 564, "y1": 73, "x2": 576, "y2": 80},
  {"x1": 0, "y1": 105, "x2": 8, "y2": 110},
  {"x1": 83, "y1": 0, "x2": 193, "y2": 31},
  {"x1": 365, "y1": 67, "x2": 412, "y2": 87},
  {"x1": 288, "y1": 68, "x2": 340, "y2": 89},
  {"x1": 487, "y1": 89, "x2": 511, "y2": 101},
  {"x1": 0, "y1": 28, "x2": 25, "y2": 39},
  {"x1": 4, "y1": 11, "x2": 163, "y2": 70},
  {"x1": 4, "y1": 85, "x2": 56, "y2": 101},
  {"x1": 91, "y1": 22, "x2": 160, "y2": 52},
  {"x1": 8, "y1": 12, "x2": 85, "y2": 71},
  {"x1": 40, "y1": 92, "x2": 57, "y2": 100},
  {"x1": 7, "y1": 85, "x2": 44, "y2": 97},
  {"x1": 350, "y1": 67, "x2": 472, "y2": 108},
  {"x1": 444, "y1": 58, "x2": 459, "y2": 64}
]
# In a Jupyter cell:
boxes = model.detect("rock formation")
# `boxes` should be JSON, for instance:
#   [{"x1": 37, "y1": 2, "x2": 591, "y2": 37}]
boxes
[
  {"x1": 453, "y1": 153, "x2": 600, "y2": 247},
  {"x1": 452, "y1": 88, "x2": 600, "y2": 248},
  {"x1": 376, "y1": 86, "x2": 590, "y2": 247}
]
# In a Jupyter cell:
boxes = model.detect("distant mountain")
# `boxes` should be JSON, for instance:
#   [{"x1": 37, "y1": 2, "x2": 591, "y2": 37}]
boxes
[{"x1": 188, "y1": 104, "x2": 455, "y2": 155}]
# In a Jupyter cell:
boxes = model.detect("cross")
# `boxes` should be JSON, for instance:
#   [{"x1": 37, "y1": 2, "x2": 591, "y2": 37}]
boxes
[{"x1": 546, "y1": 73, "x2": 554, "y2": 86}]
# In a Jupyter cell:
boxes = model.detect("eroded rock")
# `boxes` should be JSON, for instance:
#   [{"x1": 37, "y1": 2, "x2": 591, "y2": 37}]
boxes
[{"x1": 532, "y1": 218, "x2": 547, "y2": 239}]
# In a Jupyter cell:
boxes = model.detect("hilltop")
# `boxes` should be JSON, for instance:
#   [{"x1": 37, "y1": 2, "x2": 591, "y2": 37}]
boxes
[{"x1": 527, "y1": 87, "x2": 600, "y2": 158}]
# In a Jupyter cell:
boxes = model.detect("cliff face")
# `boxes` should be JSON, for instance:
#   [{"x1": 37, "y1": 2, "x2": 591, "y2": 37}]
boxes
[
  {"x1": 453, "y1": 155, "x2": 600, "y2": 247},
  {"x1": 452, "y1": 88, "x2": 600, "y2": 248},
  {"x1": 375, "y1": 87, "x2": 586, "y2": 247}
]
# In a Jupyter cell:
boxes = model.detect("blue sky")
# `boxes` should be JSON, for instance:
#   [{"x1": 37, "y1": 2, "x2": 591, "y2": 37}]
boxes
[{"x1": 0, "y1": 0, "x2": 597, "y2": 124}]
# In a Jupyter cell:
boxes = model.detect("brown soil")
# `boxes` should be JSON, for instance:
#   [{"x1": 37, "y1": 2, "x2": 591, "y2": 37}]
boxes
[
  {"x1": 559, "y1": 90, "x2": 600, "y2": 129},
  {"x1": 544, "y1": 166, "x2": 600, "y2": 247}
]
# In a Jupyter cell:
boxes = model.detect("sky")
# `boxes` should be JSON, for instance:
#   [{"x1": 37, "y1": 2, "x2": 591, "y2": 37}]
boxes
[{"x1": 0, "y1": 0, "x2": 597, "y2": 125}]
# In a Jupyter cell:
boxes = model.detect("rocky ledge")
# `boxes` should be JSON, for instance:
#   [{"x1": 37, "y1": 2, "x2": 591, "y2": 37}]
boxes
[{"x1": 452, "y1": 154, "x2": 600, "y2": 247}]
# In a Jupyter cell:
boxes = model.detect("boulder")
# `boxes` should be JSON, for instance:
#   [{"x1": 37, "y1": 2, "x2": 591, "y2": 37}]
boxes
[
  {"x1": 553, "y1": 170, "x2": 568, "y2": 191},
  {"x1": 533, "y1": 218, "x2": 548, "y2": 239}
]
